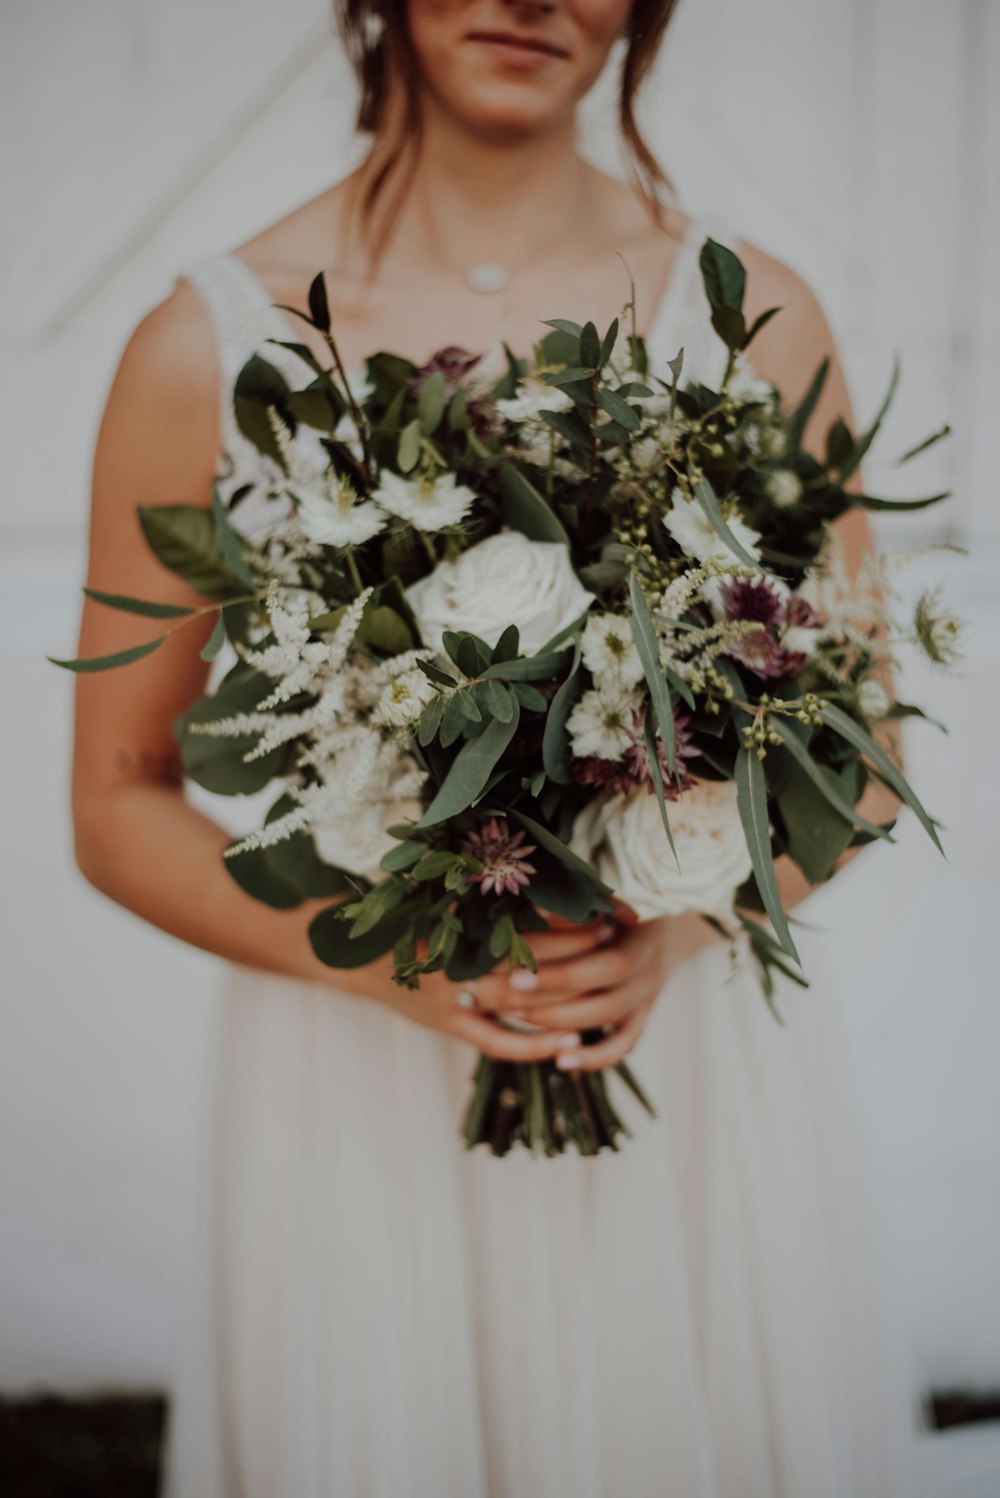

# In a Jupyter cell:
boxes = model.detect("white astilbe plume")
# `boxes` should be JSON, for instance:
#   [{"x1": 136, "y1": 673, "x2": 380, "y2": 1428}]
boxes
[{"x1": 239, "y1": 584, "x2": 371, "y2": 711}]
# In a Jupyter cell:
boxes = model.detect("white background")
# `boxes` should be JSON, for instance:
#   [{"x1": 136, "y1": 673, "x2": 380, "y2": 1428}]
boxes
[{"x1": 1, "y1": 0, "x2": 998, "y2": 1488}]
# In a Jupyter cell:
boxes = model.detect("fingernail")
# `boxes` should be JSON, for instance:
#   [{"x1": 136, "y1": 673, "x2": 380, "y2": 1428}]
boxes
[
  {"x1": 556, "y1": 1053, "x2": 579, "y2": 1070},
  {"x1": 510, "y1": 970, "x2": 538, "y2": 992},
  {"x1": 508, "y1": 1009, "x2": 525, "y2": 1020},
  {"x1": 559, "y1": 1033, "x2": 580, "y2": 1048},
  {"x1": 597, "y1": 921, "x2": 617, "y2": 945}
]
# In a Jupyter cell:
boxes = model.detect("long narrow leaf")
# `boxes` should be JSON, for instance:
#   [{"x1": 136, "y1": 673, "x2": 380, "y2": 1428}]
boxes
[
  {"x1": 643, "y1": 714, "x2": 680, "y2": 870},
  {"x1": 838, "y1": 356, "x2": 900, "y2": 484},
  {"x1": 786, "y1": 357, "x2": 829, "y2": 449},
  {"x1": 628, "y1": 569, "x2": 676, "y2": 773},
  {"x1": 49, "y1": 636, "x2": 166, "y2": 672},
  {"x1": 691, "y1": 479, "x2": 762, "y2": 569},
  {"x1": 734, "y1": 748, "x2": 801, "y2": 966},
  {"x1": 83, "y1": 588, "x2": 194, "y2": 619},
  {"x1": 817, "y1": 703, "x2": 944, "y2": 853},
  {"x1": 498, "y1": 463, "x2": 569, "y2": 545},
  {"x1": 199, "y1": 611, "x2": 227, "y2": 662},
  {"x1": 769, "y1": 718, "x2": 894, "y2": 843},
  {"x1": 510, "y1": 809, "x2": 613, "y2": 895}
]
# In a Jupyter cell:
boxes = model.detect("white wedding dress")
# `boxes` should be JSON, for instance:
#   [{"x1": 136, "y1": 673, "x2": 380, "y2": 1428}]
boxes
[{"x1": 162, "y1": 212, "x2": 921, "y2": 1497}]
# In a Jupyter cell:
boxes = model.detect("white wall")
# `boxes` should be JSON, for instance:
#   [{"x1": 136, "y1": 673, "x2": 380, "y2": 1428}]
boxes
[{"x1": 1, "y1": 0, "x2": 997, "y2": 1444}]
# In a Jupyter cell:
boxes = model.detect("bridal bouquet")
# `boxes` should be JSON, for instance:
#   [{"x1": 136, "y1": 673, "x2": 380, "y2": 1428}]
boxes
[{"x1": 56, "y1": 238, "x2": 962, "y2": 1156}]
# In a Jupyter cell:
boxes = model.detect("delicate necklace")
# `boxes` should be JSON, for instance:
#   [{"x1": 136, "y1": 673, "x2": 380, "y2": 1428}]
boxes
[{"x1": 419, "y1": 171, "x2": 594, "y2": 295}]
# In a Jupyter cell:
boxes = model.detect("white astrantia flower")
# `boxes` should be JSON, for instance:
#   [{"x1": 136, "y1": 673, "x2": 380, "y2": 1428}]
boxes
[
  {"x1": 580, "y1": 612, "x2": 644, "y2": 688},
  {"x1": 566, "y1": 681, "x2": 639, "y2": 760},
  {"x1": 407, "y1": 530, "x2": 595, "y2": 656},
  {"x1": 569, "y1": 777, "x2": 752, "y2": 921},
  {"x1": 766, "y1": 469, "x2": 803, "y2": 509},
  {"x1": 372, "y1": 667, "x2": 436, "y2": 731},
  {"x1": 857, "y1": 678, "x2": 890, "y2": 719},
  {"x1": 495, "y1": 377, "x2": 573, "y2": 424},
  {"x1": 372, "y1": 469, "x2": 477, "y2": 533},
  {"x1": 663, "y1": 488, "x2": 762, "y2": 586},
  {"x1": 295, "y1": 475, "x2": 387, "y2": 549}
]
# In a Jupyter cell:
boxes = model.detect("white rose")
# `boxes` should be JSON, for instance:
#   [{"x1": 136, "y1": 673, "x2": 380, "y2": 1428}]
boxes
[
  {"x1": 406, "y1": 530, "x2": 595, "y2": 656},
  {"x1": 569, "y1": 776, "x2": 752, "y2": 922}
]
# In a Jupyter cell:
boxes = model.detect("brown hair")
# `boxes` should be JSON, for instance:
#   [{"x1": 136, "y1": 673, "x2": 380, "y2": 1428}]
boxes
[{"x1": 335, "y1": 0, "x2": 680, "y2": 264}]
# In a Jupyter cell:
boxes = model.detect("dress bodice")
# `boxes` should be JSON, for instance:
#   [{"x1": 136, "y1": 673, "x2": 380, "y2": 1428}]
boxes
[{"x1": 174, "y1": 207, "x2": 747, "y2": 540}]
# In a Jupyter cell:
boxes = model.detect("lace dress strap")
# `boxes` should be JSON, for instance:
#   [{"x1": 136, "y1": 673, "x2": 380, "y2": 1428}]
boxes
[{"x1": 174, "y1": 253, "x2": 295, "y2": 539}]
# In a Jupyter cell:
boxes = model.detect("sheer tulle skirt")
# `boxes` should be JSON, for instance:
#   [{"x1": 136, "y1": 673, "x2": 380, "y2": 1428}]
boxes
[{"x1": 163, "y1": 939, "x2": 918, "y2": 1498}]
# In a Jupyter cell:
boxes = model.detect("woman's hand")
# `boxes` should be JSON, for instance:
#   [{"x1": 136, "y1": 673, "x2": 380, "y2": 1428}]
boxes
[
  {"x1": 472, "y1": 908, "x2": 675, "y2": 1073},
  {"x1": 320, "y1": 913, "x2": 620, "y2": 1063}
]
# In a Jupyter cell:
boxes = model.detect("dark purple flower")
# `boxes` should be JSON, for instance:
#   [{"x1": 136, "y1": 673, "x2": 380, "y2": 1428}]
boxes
[
  {"x1": 461, "y1": 817, "x2": 537, "y2": 897},
  {"x1": 719, "y1": 575, "x2": 788, "y2": 629},
  {"x1": 410, "y1": 345, "x2": 501, "y2": 437}
]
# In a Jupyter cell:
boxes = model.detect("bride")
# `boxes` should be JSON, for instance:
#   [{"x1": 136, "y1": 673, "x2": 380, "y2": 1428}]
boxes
[{"x1": 72, "y1": 1, "x2": 920, "y2": 1493}]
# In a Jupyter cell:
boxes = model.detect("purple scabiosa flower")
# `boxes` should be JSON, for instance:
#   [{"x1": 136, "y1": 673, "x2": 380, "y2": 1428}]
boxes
[
  {"x1": 622, "y1": 706, "x2": 700, "y2": 799},
  {"x1": 461, "y1": 818, "x2": 537, "y2": 897},
  {"x1": 409, "y1": 346, "x2": 501, "y2": 436}
]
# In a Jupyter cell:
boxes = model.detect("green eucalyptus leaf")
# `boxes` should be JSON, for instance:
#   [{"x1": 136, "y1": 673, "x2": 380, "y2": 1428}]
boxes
[
  {"x1": 734, "y1": 747, "x2": 801, "y2": 966},
  {"x1": 398, "y1": 419, "x2": 422, "y2": 474},
  {"x1": 817, "y1": 702, "x2": 944, "y2": 853},
  {"x1": 308, "y1": 271, "x2": 330, "y2": 332},
  {"x1": 309, "y1": 902, "x2": 411, "y2": 968},
  {"x1": 417, "y1": 370, "x2": 447, "y2": 434},
  {"x1": 498, "y1": 463, "x2": 569, "y2": 545},
  {"x1": 690, "y1": 479, "x2": 762, "y2": 569},
  {"x1": 768, "y1": 717, "x2": 893, "y2": 842},
  {"x1": 138, "y1": 504, "x2": 239, "y2": 598},
  {"x1": 82, "y1": 588, "x2": 194, "y2": 619},
  {"x1": 418, "y1": 702, "x2": 521, "y2": 827},
  {"x1": 49, "y1": 636, "x2": 165, "y2": 673},
  {"x1": 595, "y1": 387, "x2": 640, "y2": 431},
  {"x1": 711, "y1": 305, "x2": 746, "y2": 352},
  {"x1": 786, "y1": 357, "x2": 829, "y2": 450},
  {"x1": 199, "y1": 611, "x2": 226, "y2": 662},
  {"x1": 542, "y1": 645, "x2": 582, "y2": 783},
  {"x1": 212, "y1": 487, "x2": 257, "y2": 589},
  {"x1": 580, "y1": 321, "x2": 601, "y2": 367},
  {"x1": 628, "y1": 569, "x2": 676, "y2": 773}
]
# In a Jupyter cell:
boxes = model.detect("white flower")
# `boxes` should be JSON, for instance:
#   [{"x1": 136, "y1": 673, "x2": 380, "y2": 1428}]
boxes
[
  {"x1": 580, "y1": 612, "x2": 644, "y2": 688},
  {"x1": 663, "y1": 489, "x2": 761, "y2": 567},
  {"x1": 782, "y1": 624, "x2": 822, "y2": 659},
  {"x1": 566, "y1": 682, "x2": 639, "y2": 760},
  {"x1": 857, "y1": 678, "x2": 890, "y2": 719},
  {"x1": 406, "y1": 530, "x2": 595, "y2": 656},
  {"x1": 569, "y1": 777, "x2": 752, "y2": 921},
  {"x1": 495, "y1": 377, "x2": 573, "y2": 424},
  {"x1": 372, "y1": 667, "x2": 436, "y2": 730},
  {"x1": 372, "y1": 469, "x2": 477, "y2": 533},
  {"x1": 727, "y1": 351, "x2": 776, "y2": 405},
  {"x1": 296, "y1": 476, "x2": 386, "y2": 548},
  {"x1": 765, "y1": 469, "x2": 803, "y2": 509}
]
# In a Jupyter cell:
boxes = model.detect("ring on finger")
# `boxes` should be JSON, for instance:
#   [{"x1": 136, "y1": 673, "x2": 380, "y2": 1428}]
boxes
[{"x1": 455, "y1": 986, "x2": 479, "y2": 1011}]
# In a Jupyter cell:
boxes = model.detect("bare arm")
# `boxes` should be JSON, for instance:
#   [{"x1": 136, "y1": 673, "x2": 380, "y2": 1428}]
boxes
[{"x1": 71, "y1": 283, "x2": 602, "y2": 1062}]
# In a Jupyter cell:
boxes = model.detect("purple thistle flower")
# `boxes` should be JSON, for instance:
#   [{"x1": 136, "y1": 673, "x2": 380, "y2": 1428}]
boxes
[
  {"x1": 461, "y1": 817, "x2": 537, "y2": 897},
  {"x1": 622, "y1": 706, "x2": 700, "y2": 798}
]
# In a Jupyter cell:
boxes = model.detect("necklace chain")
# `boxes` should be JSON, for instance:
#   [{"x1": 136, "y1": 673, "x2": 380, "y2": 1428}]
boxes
[{"x1": 419, "y1": 169, "x2": 594, "y2": 295}]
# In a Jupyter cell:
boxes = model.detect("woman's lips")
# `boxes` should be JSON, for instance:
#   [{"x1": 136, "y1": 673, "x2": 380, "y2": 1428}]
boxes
[{"x1": 465, "y1": 31, "x2": 569, "y2": 67}]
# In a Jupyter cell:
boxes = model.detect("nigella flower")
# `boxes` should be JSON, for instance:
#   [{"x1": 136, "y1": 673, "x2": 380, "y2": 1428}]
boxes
[
  {"x1": 461, "y1": 818, "x2": 537, "y2": 897},
  {"x1": 372, "y1": 469, "x2": 477, "y2": 533}
]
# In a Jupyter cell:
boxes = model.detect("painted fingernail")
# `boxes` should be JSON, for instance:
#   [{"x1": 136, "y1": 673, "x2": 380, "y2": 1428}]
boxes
[
  {"x1": 507, "y1": 1009, "x2": 525, "y2": 1020},
  {"x1": 559, "y1": 1033, "x2": 580, "y2": 1048},
  {"x1": 510, "y1": 970, "x2": 538, "y2": 992},
  {"x1": 597, "y1": 921, "x2": 617, "y2": 945},
  {"x1": 556, "y1": 1053, "x2": 579, "y2": 1070}
]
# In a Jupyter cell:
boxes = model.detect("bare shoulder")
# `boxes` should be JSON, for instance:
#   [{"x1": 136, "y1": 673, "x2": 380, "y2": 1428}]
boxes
[{"x1": 96, "y1": 278, "x2": 221, "y2": 511}]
